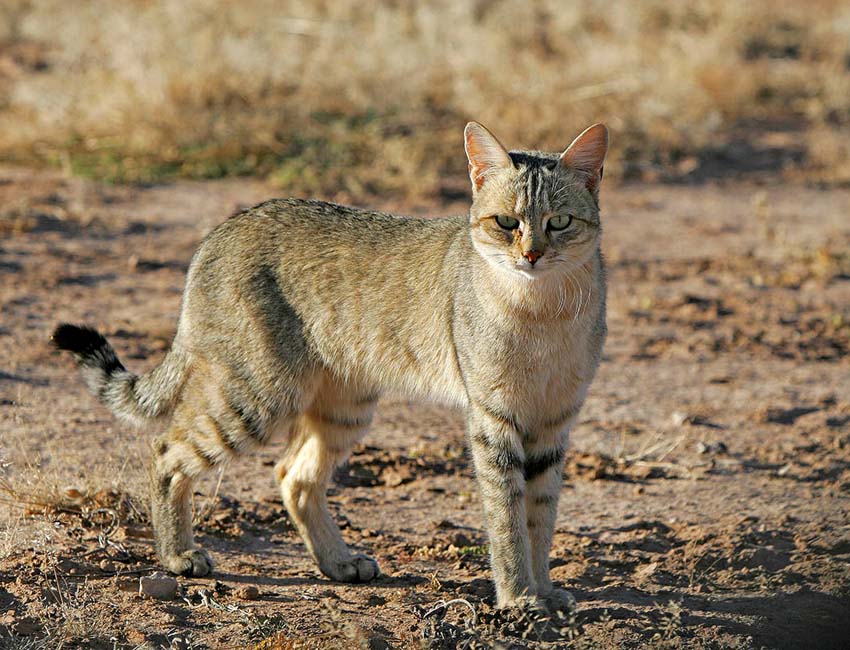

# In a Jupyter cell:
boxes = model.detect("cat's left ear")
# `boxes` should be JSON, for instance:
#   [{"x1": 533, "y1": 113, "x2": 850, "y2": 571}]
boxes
[{"x1": 560, "y1": 123, "x2": 609, "y2": 195}]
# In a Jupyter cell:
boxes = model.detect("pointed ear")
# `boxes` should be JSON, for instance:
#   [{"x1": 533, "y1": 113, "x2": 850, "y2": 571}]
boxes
[
  {"x1": 464, "y1": 122, "x2": 512, "y2": 191},
  {"x1": 560, "y1": 123, "x2": 609, "y2": 194}
]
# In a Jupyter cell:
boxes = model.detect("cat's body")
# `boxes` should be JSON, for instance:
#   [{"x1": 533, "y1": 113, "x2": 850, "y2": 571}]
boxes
[{"x1": 53, "y1": 122, "x2": 608, "y2": 610}]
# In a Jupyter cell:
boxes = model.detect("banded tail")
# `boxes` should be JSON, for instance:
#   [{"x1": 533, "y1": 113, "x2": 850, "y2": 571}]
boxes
[{"x1": 52, "y1": 323, "x2": 187, "y2": 426}]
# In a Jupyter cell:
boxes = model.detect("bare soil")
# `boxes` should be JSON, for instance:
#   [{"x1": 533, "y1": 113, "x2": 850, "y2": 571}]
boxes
[{"x1": 0, "y1": 167, "x2": 848, "y2": 649}]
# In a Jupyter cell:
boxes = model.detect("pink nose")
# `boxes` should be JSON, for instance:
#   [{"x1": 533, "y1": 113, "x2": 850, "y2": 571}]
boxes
[{"x1": 524, "y1": 250, "x2": 542, "y2": 265}]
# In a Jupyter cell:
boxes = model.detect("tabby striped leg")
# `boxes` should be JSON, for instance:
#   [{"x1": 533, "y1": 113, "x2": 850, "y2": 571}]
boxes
[
  {"x1": 467, "y1": 402, "x2": 535, "y2": 607},
  {"x1": 149, "y1": 383, "x2": 277, "y2": 577},
  {"x1": 278, "y1": 386, "x2": 379, "y2": 583},
  {"x1": 150, "y1": 435, "x2": 214, "y2": 577},
  {"x1": 525, "y1": 411, "x2": 578, "y2": 612},
  {"x1": 525, "y1": 440, "x2": 567, "y2": 596}
]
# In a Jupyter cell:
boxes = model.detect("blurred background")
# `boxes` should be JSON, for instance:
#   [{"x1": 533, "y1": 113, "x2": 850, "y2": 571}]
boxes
[{"x1": 1, "y1": 0, "x2": 849, "y2": 201}]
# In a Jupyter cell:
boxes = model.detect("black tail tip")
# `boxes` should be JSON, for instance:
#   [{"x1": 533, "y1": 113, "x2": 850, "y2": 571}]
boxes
[{"x1": 52, "y1": 323, "x2": 108, "y2": 355}]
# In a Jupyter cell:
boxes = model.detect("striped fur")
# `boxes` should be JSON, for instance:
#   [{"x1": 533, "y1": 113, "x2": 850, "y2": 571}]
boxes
[
  {"x1": 53, "y1": 122, "x2": 608, "y2": 610},
  {"x1": 52, "y1": 324, "x2": 188, "y2": 427}
]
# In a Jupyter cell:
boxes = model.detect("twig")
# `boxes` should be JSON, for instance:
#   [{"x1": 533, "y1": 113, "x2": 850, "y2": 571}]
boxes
[
  {"x1": 623, "y1": 434, "x2": 685, "y2": 464},
  {"x1": 422, "y1": 598, "x2": 478, "y2": 627},
  {"x1": 195, "y1": 466, "x2": 225, "y2": 524}
]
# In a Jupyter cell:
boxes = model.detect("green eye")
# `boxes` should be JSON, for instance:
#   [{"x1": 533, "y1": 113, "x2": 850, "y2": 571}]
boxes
[
  {"x1": 548, "y1": 214, "x2": 573, "y2": 231},
  {"x1": 495, "y1": 215, "x2": 520, "y2": 230}
]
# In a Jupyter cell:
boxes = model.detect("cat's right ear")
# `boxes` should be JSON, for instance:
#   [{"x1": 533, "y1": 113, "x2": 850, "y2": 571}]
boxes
[{"x1": 464, "y1": 122, "x2": 512, "y2": 192}]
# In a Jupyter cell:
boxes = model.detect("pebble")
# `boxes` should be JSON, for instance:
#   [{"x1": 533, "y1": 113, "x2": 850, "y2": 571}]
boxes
[
  {"x1": 696, "y1": 440, "x2": 729, "y2": 455},
  {"x1": 236, "y1": 585, "x2": 260, "y2": 600},
  {"x1": 139, "y1": 572, "x2": 178, "y2": 601},
  {"x1": 64, "y1": 487, "x2": 84, "y2": 500},
  {"x1": 99, "y1": 559, "x2": 117, "y2": 573},
  {"x1": 671, "y1": 411, "x2": 689, "y2": 427},
  {"x1": 127, "y1": 629, "x2": 147, "y2": 645}
]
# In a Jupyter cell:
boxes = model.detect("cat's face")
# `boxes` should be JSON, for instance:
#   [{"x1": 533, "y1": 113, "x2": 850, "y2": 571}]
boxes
[{"x1": 465, "y1": 123, "x2": 608, "y2": 281}]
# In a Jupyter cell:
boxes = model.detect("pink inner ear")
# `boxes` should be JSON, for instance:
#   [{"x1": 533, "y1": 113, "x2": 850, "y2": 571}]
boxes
[
  {"x1": 465, "y1": 122, "x2": 511, "y2": 190},
  {"x1": 560, "y1": 124, "x2": 609, "y2": 179}
]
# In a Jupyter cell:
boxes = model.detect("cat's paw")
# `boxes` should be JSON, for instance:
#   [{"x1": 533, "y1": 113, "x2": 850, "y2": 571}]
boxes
[
  {"x1": 495, "y1": 593, "x2": 548, "y2": 614},
  {"x1": 541, "y1": 587, "x2": 577, "y2": 614},
  {"x1": 162, "y1": 549, "x2": 213, "y2": 577},
  {"x1": 322, "y1": 554, "x2": 380, "y2": 583}
]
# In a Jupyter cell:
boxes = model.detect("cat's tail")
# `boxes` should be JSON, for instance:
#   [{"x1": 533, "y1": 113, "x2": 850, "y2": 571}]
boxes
[{"x1": 52, "y1": 323, "x2": 188, "y2": 427}]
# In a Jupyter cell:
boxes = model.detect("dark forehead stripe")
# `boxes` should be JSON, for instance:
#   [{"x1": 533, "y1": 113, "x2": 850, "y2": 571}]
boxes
[
  {"x1": 508, "y1": 151, "x2": 560, "y2": 216},
  {"x1": 521, "y1": 165, "x2": 548, "y2": 215},
  {"x1": 508, "y1": 151, "x2": 559, "y2": 169}
]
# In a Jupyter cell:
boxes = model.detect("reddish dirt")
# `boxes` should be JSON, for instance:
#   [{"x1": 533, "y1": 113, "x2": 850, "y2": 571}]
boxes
[{"x1": 0, "y1": 167, "x2": 849, "y2": 649}]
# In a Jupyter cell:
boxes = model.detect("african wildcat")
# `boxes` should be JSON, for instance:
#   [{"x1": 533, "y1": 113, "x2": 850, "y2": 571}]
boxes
[{"x1": 53, "y1": 121, "x2": 608, "y2": 611}]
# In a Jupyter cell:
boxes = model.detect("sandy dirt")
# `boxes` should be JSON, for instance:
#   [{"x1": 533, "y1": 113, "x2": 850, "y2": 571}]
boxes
[{"x1": 0, "y1": 167, "x2": 849, "y2": 649}]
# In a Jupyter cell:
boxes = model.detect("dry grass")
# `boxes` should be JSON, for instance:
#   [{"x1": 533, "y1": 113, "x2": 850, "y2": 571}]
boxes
[
  {"x1": 0, "y1": 1, "x2": 849, "y2": 198},
  {"x1": 0, "y1": 436, "x2": 152, "y2": 553}
]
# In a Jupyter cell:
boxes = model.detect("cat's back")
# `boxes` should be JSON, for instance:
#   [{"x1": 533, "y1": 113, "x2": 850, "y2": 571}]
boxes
[
  {"x1": 207, "y1": 197, "x2": 461, "y2": 252},
  {"x1": 187, "y1": 197, "x2": 467, "y2": 302}
]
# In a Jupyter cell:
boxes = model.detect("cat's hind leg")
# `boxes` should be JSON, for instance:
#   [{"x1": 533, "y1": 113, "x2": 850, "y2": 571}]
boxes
[
  {"x1": 150, "y1": 444, "x2": 212, "y2": 577},
  {"x1": 277, "y1": 376, "x2": 379, "y2": 583},
  {"x1": 150, "y1": 370, "x2": 282, "y2": 577},
  {"x1": 150, "y1": 420, "x2": 219, "y2": 576}
]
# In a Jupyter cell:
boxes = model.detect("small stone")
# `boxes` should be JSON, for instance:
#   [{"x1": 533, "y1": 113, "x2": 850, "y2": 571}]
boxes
[
  {"x1": 236, "y1": 585, "x2": 260, "y2": 600},
  {"x1": 382, "y1": 467, "x2": 412, "y2": 487},
  {"x1": 99, "y1": 559, "x2": 117, "y2": 573},
  {"x1": 696, "y1": 440, "x2": 728, "y2": 455},
  {"x1": 139, "y1": 572, "x2": 178, "y2": 601},
  {"x1": 671, "y1": 411, "x2": 688, "y2": 427},
  {"x1": 127, "y1": 629, "x2": 146, "y2": 645},
  {"x1": 64, "y1": 487, "x2": 84, "y2": 500}
]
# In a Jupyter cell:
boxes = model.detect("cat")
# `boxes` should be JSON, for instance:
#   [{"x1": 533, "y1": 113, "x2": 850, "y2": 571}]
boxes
[{"x1": 52, "y1": 120, "x2": 608, "y2": 612}]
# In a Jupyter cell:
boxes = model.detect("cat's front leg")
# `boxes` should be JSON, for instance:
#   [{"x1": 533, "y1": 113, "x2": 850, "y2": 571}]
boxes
[
  {"x1": 524, "y1": 430, "x2": 574, "y2": 612},
  {"x1": 467, "y1": 402, "x2": 536, "y2": 608}
]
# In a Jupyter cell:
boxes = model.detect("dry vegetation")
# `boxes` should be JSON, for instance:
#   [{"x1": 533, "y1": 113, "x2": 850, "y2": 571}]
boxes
[{"x1": 1, "y1": 0, "x2": 850, "y2": 199}]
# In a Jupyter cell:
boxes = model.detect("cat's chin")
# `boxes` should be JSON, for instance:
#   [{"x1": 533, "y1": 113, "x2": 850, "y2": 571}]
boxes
[
  {"x1": 514, "y1": 268, "x2": 544, "y2": 281},
  {"x1": 511, "y1": 261, "x2": 561, "y2": 281}
]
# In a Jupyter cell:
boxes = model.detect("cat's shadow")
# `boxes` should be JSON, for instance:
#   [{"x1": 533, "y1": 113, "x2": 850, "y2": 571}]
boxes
[
  {"x1": 571, "y1": 584, "x2": 850, "y2": 650},
  {"x1": 196, "y1": 532, "x2": 431, "y2": 590},
  {"x1": 209, "y1": 568, "x2": 429, "y2": 592}
]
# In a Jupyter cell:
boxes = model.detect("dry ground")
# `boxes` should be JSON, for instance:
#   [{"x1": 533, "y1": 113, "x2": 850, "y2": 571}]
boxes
[{"x1": 0, "y1": 167, "x2": 849, "y2": 649}]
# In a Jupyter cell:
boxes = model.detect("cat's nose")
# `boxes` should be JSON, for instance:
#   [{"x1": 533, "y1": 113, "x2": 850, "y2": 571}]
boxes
[{"x1": 523, "y1": 250, "x2": 542, "y2": 265}]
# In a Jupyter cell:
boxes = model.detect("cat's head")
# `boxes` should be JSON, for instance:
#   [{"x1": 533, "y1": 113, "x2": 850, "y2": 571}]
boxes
[{"x1": 464, "y1": 122, "x2": 608, "y2": 281}]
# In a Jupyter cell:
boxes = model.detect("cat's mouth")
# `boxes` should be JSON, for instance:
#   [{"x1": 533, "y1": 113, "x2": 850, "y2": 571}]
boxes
[{"x1": 513, "y1": 258, "x2": 549, "y2": 279}]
